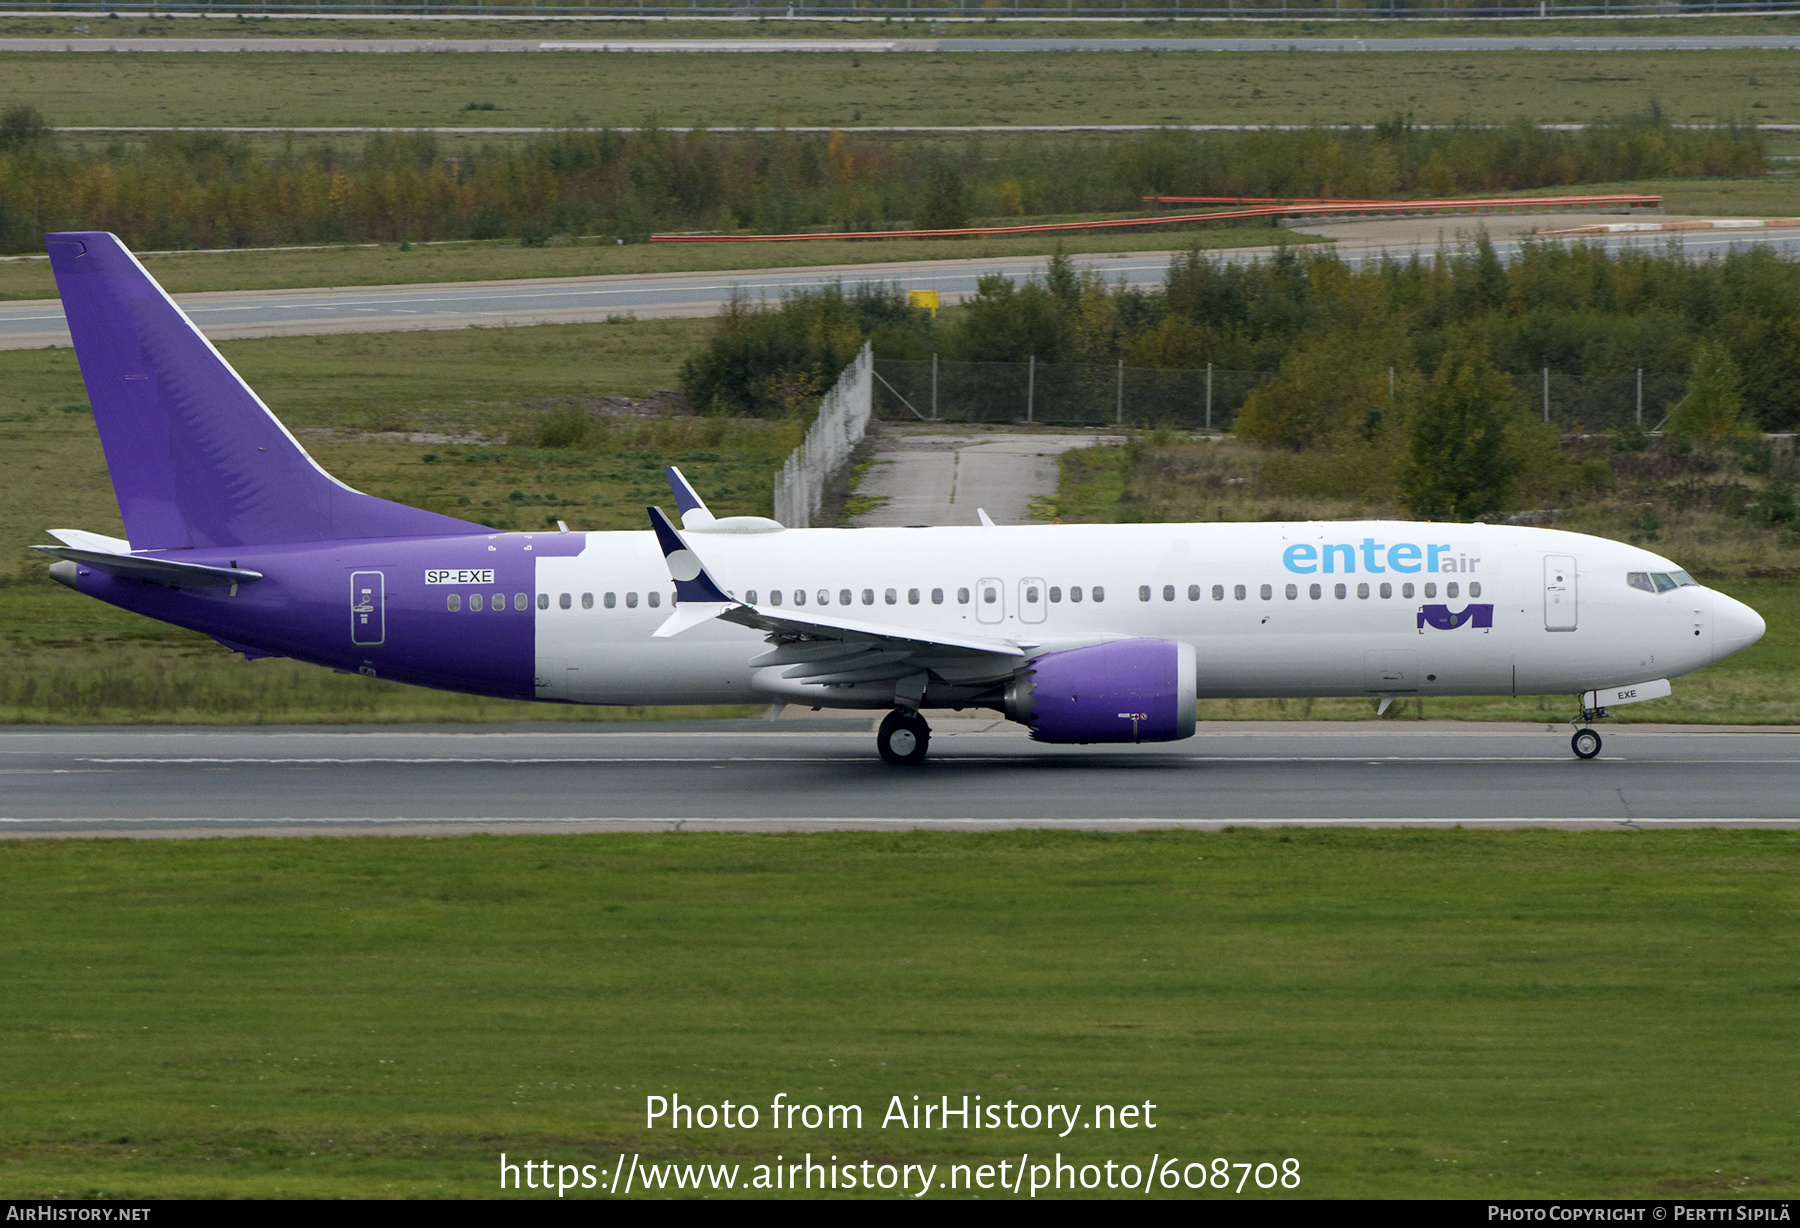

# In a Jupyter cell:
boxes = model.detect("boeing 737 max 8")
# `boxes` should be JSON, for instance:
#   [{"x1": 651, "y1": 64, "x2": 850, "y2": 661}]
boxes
[{"x1": 33, "y1": 233, "x2": 1767, "y2": 764}]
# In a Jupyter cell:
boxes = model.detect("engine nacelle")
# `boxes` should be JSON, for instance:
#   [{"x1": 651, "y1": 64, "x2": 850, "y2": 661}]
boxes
[{"x1": 1003, "y1": 639, "x2": 1197, "y2": 744}]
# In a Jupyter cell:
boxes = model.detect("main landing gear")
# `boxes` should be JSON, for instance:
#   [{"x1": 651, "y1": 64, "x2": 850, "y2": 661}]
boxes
[{"x1": 878, "y1": 708, "x2": 931, "y2": 766}]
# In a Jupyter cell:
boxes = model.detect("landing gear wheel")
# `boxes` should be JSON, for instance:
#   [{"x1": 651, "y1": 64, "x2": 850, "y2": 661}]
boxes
[
  {"x1": 1571, "y1": 728, "x2": 1602, "y2": 760},
  {"x1": 878, "y1": 709, "x2": 931, "y2": 766}
]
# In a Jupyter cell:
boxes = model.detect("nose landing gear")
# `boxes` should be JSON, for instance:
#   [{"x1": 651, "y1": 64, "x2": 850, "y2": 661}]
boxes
[
  {"x1": 878, "y1": 708, "x2": 931, "y2": 766},
  {"x1": 1569, "y1": 700, "x2": 1609, "y2": 760}
]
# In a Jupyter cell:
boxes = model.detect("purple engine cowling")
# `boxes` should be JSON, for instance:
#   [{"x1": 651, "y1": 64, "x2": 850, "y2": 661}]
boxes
[{"x1": 1004, "y1": 639, "x2": 1198, "y2": 744}]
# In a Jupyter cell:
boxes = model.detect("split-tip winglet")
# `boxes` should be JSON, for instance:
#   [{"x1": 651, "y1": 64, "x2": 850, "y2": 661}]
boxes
[{"x1": 646, "y1": 505, "x2": 733, "y2": 607}]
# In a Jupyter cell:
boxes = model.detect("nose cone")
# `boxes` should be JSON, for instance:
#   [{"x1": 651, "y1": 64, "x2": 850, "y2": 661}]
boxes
[{"x1": 1712, "y1": 590, "x2": 1766, "y2": 662}]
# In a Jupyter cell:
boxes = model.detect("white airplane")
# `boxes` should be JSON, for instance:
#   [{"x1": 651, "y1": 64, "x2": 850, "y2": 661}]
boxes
[{"x1": 37, "y1": 232, "x2": 1768, "y2": 765}]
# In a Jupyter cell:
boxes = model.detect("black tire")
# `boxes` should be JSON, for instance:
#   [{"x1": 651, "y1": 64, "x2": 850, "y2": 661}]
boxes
[
  {"x1": 878, "y1": 709, "x2": 930, "y2": 766},
  {"x1": 1571, "y1": 728, "x2": 1602, "y2": 760}
]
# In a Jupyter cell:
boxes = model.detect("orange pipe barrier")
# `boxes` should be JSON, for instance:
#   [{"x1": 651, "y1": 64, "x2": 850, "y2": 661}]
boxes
[{"x1": 652, "y1": 193, "x2": 1661, "y2": 243}]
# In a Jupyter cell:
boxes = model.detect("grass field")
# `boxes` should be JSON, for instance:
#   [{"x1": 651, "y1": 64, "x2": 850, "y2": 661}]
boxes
[
  {"x1": 14, "y1": 13, "x2": 1800, "y2": 38},
  {"x1": 5, "y1": 48, "x2": 1797, "y2": 130},
  {"x1": 0, "y1": 225, "x2": 1310, "y2": 301},
  {"x1": 1, "y1": 828, "x2": 1795, "y2": 1199}
]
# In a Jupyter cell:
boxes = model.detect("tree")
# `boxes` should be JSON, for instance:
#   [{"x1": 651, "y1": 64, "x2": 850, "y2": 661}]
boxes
[
  {"x1": 1666, "y1": 339, "x2": 1747, "y2": 444},
  {"x1": 1395, "y1": 352, "x2": 1523, "y2": 521}
]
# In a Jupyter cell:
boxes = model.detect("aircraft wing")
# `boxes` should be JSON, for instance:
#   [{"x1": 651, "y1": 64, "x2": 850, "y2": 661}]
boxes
[{"x1": 645, "y1": 506, "x2": 1024, "y2": 689}]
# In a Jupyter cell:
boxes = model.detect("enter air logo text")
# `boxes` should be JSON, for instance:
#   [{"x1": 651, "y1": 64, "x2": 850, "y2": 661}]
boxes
[{"x1": 1283, "y1": 539, "x2": 1478, "y2": 575}]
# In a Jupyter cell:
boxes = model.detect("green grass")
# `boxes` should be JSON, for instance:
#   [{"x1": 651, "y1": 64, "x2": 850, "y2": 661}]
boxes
[
  {"x1": 1, "y1": 829, "x2": 1796, "y2": 1198},
  {"x1": 12, "y1": 13, "x2": 1800, "y2": 38},
  {"x1": 0, "y1": 226, "x2": 1308, "y2": 301},
  {"x1": 6, "y1": 48, "x2": 1799, "y2": 131},
  {"x1": 0, "y1": 319, "x2": 788, "y2": 724}
]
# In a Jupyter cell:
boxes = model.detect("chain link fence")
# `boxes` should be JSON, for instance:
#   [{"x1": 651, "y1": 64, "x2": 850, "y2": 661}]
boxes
[
  {"x1": 873, "y1": 358, "x2": 1267, "y2": 431},
  {"x1": 773, "y1": 342, "x2": 872, "y2": 530},
  {"x1": 873, "y1": 356, "x2": 1697, "y2": 434}
]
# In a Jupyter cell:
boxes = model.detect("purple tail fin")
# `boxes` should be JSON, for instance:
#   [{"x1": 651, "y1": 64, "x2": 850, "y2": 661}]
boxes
[{"x1": 46, "y1": 232, "x2": 485, "y2": 548}]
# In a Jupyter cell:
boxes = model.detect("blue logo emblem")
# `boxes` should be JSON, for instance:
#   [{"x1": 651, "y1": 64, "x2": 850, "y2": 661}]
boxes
[{"x1": 1418, "y1": 604, "x2": 1493, "y2": 632}]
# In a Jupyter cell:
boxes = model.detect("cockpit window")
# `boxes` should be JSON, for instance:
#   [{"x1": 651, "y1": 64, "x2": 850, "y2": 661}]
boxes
[
  {"x1": 1670, "y1": 569, "x2": 1698, "y2": 587},
  {"x1": 1652, "y1": 573, "x2": 1678, "y2": 593},
  {"x1": 1627, "y1": 572, "x2": 1655, "y2": 593}
]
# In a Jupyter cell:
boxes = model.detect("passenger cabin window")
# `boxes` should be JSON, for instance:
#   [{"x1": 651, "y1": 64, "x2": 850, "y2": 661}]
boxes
[
  {"x1": 746, "y1": 590, "x2": 758, "y2": 605},
  {"x1": 839, "y1": 589, "x2": 852, "y2": 606},
  {"x1": 1025, "y1": 586, "x2": 1040, "y2": 604},
  {"x1": 932, "y1": 588, "x2": 944, "y2": 605},
  {"x1": 539, "y1": 593, "x2": 551, "y2": 610},
  {"x1": 447, "y1": 594, "x2": 461, "y2": 612},
  {"x1": 982, "y1": 586, "x2": 998, "y2": 605},
  {"x1": 1069, "y1": 587, "x2": 1083, "y2": 603},
  {"x1": 1234, "y1": 585, "x2": 1246, "y2": 601},
  {"x1": 1309, "y1": 583, "x2": 1321, "y2": 600},
  {"x1": 1049, "y1": 587, "x2": 1063, "y2": 603},
  {"x1": 1212, "y1": 585, "x2": 1224, "y2": 601},
  {"x1": 863, "y1": 589, "x2": 876, "y2": 606},
  {"x1": 770, "y1": 590, "x2": 783, "y2": 606},
  {"x1": 582, "y1": 593, "x2": 593, "y2": 609},
  {"x1": 1446, "y1": 582, "x2": 1459, "y2": 599},
  {"x1": 1379, "y1": 583, "x2": 1392, "y2": 599},
  {"x1": 1401, "y1": 583, "x2": 1414, "y2": 599},
  {"x1": 820, "y1": 589, "x2": 832, "y2": 606},
  {"x1": 1357, "y1": 583, "x2": 1370, "y2": 599},
  {"x1": 795, "y1": 590, "x2": 806, "y2": 606},
  {"x1": 1260, "y1": 584, "x2": 1272, "y2": 601},
  {"x1": 1163, "y1": 585, "x2": 1175, "y2": 602},
  {"x1": 1188, "y1": 584, "x2": 1200, "y2": 602},
  {"x1": 1334, "y1": 584, "x2": 1347, "y2": 600},
  {"x1": 1092, "y1": 586, "x2": 1105, "y2": 602},
  {"x1": 958, "y1": 588, "x2": 971, "y2": 604},
  {"x1": 604, "y1": 592, "x2": 616, "y2": 609},
  {"x1": 909, "y1": 588, "x2": 921, "y2": 605},
  {"x1": 1469, "y1": 582, "x2": 1482, "y2": 598},
  {"x1": 1139, "y1": 585, "x2": 1151, "y2": 603},
  {"x1": 471, "y1": 593, "x2": 483, "y2": 611},
  {"x1": 626, "y1": 592, "x2": 638, "y2": 608},
  {"x1": 1286, "y1": 584, "x2": 1298, "y2": 600},
  {"x1": 1424, "y1": 583, "x2": 1437, "y2": 598},
  {"x1": 559, "y1": 592, "x2": 571, "y2": 610},
  {"x1": 885, "y1": 589, "x2": 897, "y2": 605},
  {"x1": 648, "y1": 592, "x2": 661, "y2": 609}
]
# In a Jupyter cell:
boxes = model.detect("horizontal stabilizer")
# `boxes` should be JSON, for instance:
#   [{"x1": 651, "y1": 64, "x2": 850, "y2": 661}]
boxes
[{"x1": 33, "y1": 544, "x2": 262, "y2": 589}]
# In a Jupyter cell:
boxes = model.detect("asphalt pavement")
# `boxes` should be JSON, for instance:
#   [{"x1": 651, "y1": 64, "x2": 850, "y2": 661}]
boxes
[
  {"x1": 3, "y1": 722, "x2": 1797, "y2": 834},
  {"x1": 9, "y1": 36, "x2": 1800, "y2": 51},
  {"x1": 10, "y1": 223, "x2": 1800, "y2": 349}
]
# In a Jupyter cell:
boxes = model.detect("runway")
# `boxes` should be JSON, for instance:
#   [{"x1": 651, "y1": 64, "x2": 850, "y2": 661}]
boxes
[
  {"x1": 4, "y1": 721, "x2": 1798, "y2": 834},
  {"x1": 8, "y1": 224, "x2": 1799, "y2": 349},
  {"x1": 9, "y1": 36, "x2": 1800, "y2": 52}
]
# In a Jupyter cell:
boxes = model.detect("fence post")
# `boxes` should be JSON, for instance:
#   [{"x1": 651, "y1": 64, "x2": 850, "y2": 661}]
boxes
[
  {"x1": 931, "y1": 352, "x2": 938, "y2": 420},
  {"x1": 1543, "y1": 366, "x2": 1550, "y2": 424},
  {"x1": 1388, "y1": 365, "x2": 1394, "y2": 400},
  {"x1": 1027, "y1": 354, "x2": 1035, "y2": 424},
  {"x1": 1636, "y1": 366, "x2": 1643, "y2": 428},
  {"x1": 1205, "y1": 362, "x2": 1213, "y2": 432},
  {"x1": 1116, "y1": 358, "x2": 1124, "y2": 426}
]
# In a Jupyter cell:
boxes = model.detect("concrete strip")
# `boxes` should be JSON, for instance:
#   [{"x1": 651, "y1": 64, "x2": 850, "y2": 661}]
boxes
[{"x1": 850, "y1": 426, "x2": 1120, "y2": 527}]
